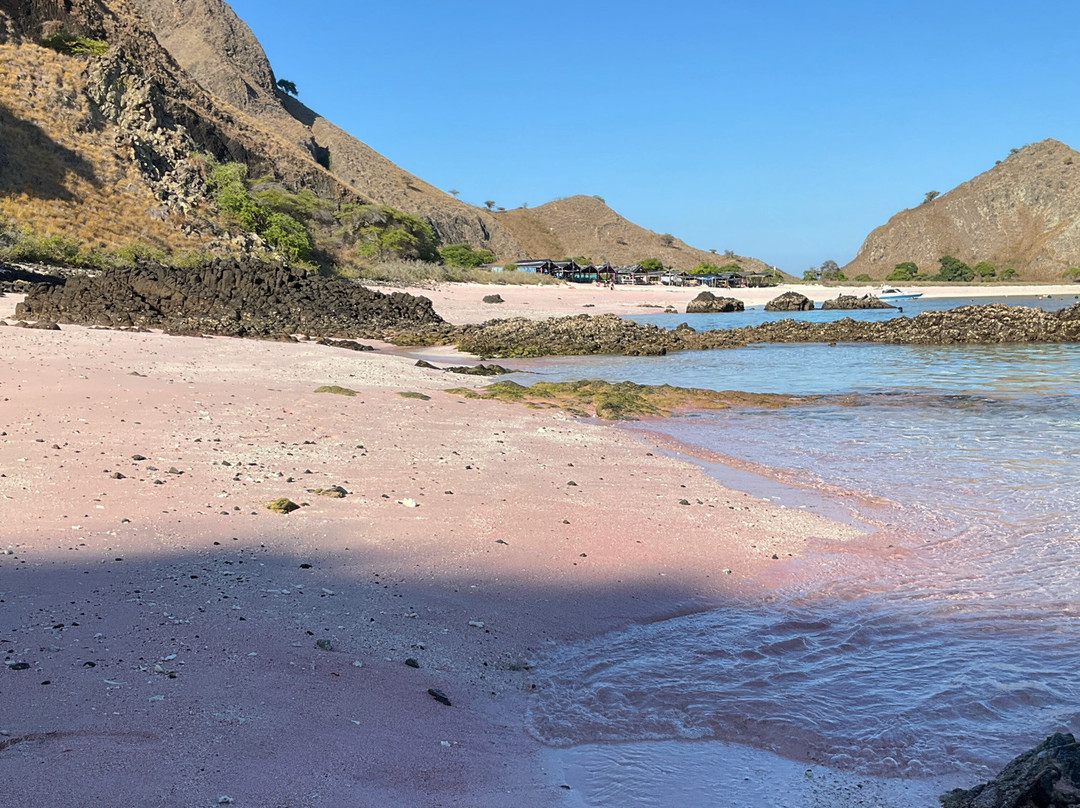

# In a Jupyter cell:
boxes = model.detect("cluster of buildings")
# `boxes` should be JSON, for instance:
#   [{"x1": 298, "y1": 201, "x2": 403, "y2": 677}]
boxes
[{"x1": 491, "y1": 259, "x2": 777, "y2": 288}]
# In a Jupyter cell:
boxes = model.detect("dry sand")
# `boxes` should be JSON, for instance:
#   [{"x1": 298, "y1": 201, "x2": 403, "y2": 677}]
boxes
[
  {"x1": 379, "y1": 280, "x2": 1080, "y2": 325},
  {"x1": 0, "y1": 291, "x2": 871, "y2": 807}
]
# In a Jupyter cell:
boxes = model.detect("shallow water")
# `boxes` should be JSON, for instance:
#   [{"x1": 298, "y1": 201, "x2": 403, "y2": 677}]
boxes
[{"x1": 509, "y1": 297, "x2": 1080, "y2": 805}]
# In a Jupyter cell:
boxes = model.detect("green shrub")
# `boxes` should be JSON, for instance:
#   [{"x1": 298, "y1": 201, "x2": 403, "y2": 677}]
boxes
[
  {"x1": 205, "y1": 160, "x2": 313, "y2": 261},
  {"x1": 638, "y1": 258, "x2": 664, "y2": 271},
  {"x1": 974, "y1": 261, "x2": 997, "y2": 279},
  {"x1": 39, "y1": 32, "x2": 109, "y2": 56},
  {"x1": 854, "y1": 274, "x2": 872, "y2": 282},
  {"x1": 934, "y1": 255, "x2": 974, "y2": 282},
  {"x1": 887, "y1": 262, "x2": 919, "y2": 282},
  {"x1": 999, "y1": 267, "x2": 1018, "y2": 281},
  {"x1": 440, "y1": 243, "x2": 496, "y2": 268},
  {"x1": 1063, "y1": 267, "x2": 1080, "y2": 282},
  {"x1": 336, "y1": 204, "x2": 438, "y2": 262},
  {"x1": 690, "y1": 262, "x2": 721, "y2": 275}
]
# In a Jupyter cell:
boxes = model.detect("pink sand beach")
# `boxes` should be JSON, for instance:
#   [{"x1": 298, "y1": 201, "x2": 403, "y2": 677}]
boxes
[{"x1": 3, "y1": 281, "x2": 1062, "y2": 805}]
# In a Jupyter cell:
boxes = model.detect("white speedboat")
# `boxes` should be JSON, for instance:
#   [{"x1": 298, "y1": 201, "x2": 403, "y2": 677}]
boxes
[{"x1": 877, "y1": 285, "x2": 923, "y2": 301}]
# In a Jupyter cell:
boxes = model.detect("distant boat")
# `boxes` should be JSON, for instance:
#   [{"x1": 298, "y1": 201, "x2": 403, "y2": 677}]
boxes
[{"x1": 878, "y1": 285, "x2": 923, "y2": 301}]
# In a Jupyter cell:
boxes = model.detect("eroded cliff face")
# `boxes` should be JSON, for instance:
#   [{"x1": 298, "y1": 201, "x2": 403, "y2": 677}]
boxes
[
  {"x1": 0, "y1": 0, "x2": 522, "y2": 256},
  {"x1": 122, "y1": 0, "x2": 522, "y2": 255},
  {"x1": 844, "y1": 139, "x2": 1080, "y2": 280}
]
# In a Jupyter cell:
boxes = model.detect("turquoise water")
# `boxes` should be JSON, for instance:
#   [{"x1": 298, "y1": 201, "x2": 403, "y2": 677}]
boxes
[{"x1": 501, "y1": 297, "x2": 1080, "y2": 804}]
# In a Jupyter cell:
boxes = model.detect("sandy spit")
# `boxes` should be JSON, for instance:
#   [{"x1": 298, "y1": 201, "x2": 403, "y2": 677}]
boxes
[
  {"x1": 376, "y1": 281, "x2": 1080, "y2": 325},
  {"x1": 0, "y1": 292, "x2": 866, "y2": 807}
]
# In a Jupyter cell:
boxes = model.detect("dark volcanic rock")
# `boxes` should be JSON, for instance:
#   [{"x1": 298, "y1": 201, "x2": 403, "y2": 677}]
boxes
[
  {"x1": 435, "y1": 302, "x2": 1080, "y2": 358},
  {"x1": 14, "y1": 259, "x2": 445, "y2": 339},
  {"x1": 940, "y1": 733, "x2": 1080, "y2": 808},
  {"x1": 765, "y1": 291, "x2": 814, "y2": 311},
  {"x1": 820, "y1": 294, "x2": 895, "y2": 310},
  {"x1": 482, "y1": 294, "x2": 504, "y2": 304},
  {"x1": 686, "y1": 291, "x2": 745, "y2": 314}
]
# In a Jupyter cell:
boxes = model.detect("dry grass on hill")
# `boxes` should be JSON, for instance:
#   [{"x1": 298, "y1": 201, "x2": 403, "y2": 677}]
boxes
[{"x1": 0, "y1": 43, "x2": 208, "y2": 252}]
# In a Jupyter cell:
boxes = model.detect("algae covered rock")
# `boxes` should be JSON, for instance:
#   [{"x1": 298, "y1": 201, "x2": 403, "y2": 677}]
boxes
[{"x1": 264, "y1": 498, "x2": 301, "y2": 514}]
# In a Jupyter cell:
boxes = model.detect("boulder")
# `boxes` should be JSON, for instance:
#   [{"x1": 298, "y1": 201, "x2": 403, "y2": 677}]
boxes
[
  {"x1": 940, "y1": 732, "x2": 1080, "y2": 808},
  {"x1": 765, "y1": 291, "x2": 814, "y2": 311},
  {"x1": 820, "y1": 294, "x2": 895, "y2": 310},
  {"x1": 482, "y1": 294, "x2": 504, "y2": 304},
  {"x1": 686, "y1": 291, "x2": 745, "y2": 314}
]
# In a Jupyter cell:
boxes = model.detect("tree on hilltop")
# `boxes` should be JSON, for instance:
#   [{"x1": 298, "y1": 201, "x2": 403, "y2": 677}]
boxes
[{"x1": 276, "y1": 78, "x2": 298, "y2": 96}]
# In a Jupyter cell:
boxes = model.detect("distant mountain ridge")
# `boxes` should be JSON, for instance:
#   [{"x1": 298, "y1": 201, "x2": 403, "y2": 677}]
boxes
[
  {"x1": 494, "y1": 195, "x2": 772, "y2": 272},
  {"x1": 844, "y1": 139, "x2": 1080, "y2": 281}
]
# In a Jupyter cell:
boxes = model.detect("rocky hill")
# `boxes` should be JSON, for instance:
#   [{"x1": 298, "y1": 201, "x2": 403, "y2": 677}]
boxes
[
  {"x1": 494, "y1": 195, "x2": 773, "y2": 272},
  {"x1": 0, "y1": 0, "x2": 757, "y2": 271},
  {"x1": 844, "y1": 139, "x2": 1080, "y2": 281}
]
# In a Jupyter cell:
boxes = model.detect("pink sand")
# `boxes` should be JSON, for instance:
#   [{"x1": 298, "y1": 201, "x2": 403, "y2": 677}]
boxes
[
  {"x1": 378, "y1": 280, "x2": 1080, "y2": 325},
  {"x1": 0, "y1": 292, "x2": 864, "y2": 806}
]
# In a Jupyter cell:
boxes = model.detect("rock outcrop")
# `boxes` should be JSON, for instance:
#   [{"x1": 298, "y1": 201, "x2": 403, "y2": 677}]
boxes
[
  {"x1": 940, "y1": 733, "x2": 1080, "y2": 808},
  {"x1": 819, "y1": 294, "x2": 894, "y2": 310},
  {"x1": 765, "y1": 291, "x2": 814, "y2": 311},
  {"x1": 396, "y1": 302, "x2": 1080, "y2": 357},
  {"x1": 686, "y1": 291, "x2": 745, "y2": 313},
  {"x1": 15, "y1": 259, "x2": 444, "y2": 338},
  {"x1": 844, "y1": 139, "x2": 1080, "y2": 281}
]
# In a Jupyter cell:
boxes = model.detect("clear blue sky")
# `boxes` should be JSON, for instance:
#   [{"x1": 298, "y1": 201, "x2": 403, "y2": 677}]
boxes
[{"x1": 225, "y1": 0, "x2": 1079, "y2": 272}]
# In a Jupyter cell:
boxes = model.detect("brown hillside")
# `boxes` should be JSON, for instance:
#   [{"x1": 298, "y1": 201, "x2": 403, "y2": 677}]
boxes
[
  {"x1": 0, "y1": 41, "x2": 209, "y2": 253},
  {"x1": 495, "y1": 195, "x2": 773, "y2": 272},
  {"x1": 0, "y1": 0, "x2": 766, "y2": 270},
  {"x1": 124, "y1": 0, "x2": 523, "y2": 256},
  {"x1": 844, "y1": 139, "x2": 1080, "y2": 281}
]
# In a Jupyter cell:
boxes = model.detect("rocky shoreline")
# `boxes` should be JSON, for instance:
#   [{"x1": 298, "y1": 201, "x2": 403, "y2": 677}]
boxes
[
  {"x1": 8, "y1": 261, "x2": 1080, "y2": 356},
  {"x1": 8, "y1": 259, "x2": 444, "y2": 338}
]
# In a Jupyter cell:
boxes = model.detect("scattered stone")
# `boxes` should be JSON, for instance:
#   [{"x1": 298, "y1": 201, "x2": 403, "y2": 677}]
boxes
[
  {"x1": 428, "y1": 688, "x2": 452, "y2": 706},
  {"x1": 482, "y1": 294, "x2": 504, "y2": 304},
  {"x1": 264, "y1": 498, "x2": 301, "y2": 514},
  {"x1": 131, "y1": 454, "x2": 147, "y2": 461},
  {"x1": 414, "y1": 359, "x2": 439, "y2": 369},
  {"x1": 404, "y1": 658, "x2": 420, "y2": 668},
  {"x1": 679, "y1": 499, "x2": 691, "y2": 505},
  {"x1": 110, "y1": 472, "x2": 126, "y2": 479},
  {"x1": 6, "y1": 662, "x2": 30, "y2": 671},
  {"x1": 307, "y1": 486, "x2": 348, "y2": 498},
  {"x1": 444, "y1": 363, "x2": 514, "y2": 376},
  {"x1": 315, "y1": 639, "x2": 333, "y2": 651},
  {"x1": 397, "y1": 498, "x2": 418, "y2": 508},
  {"x1": 468, "y1": 620, "x2": 485, "y2": 629},
  {"x1": 398, "y1": 391, "x2": 431, "y2": 400},
  {"x1": 317, "y1": 338, "x2": 374, "y2": 352}
]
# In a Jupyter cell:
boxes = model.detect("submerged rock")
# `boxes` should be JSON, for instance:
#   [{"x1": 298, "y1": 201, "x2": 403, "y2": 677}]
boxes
[
  {"x1": 940, "y1": 732, "x2": 1080, "y2": 808},
  {"x1": 686, "y1": 291, "x2": 744, "y2": 314},
  {"x1": 820, "y1": 294, "x2": 895, "y2": 310},
  {"x1": 765, "y1": 291, "x2": 814, "y2": 311}
]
